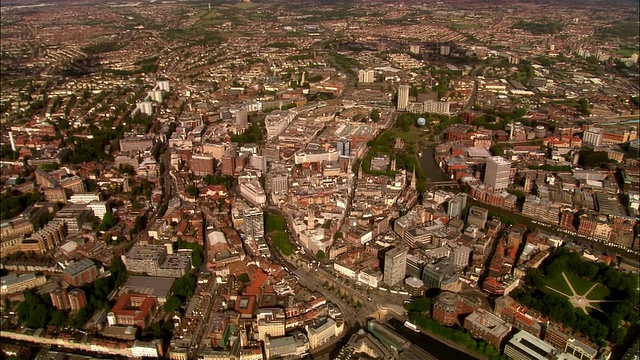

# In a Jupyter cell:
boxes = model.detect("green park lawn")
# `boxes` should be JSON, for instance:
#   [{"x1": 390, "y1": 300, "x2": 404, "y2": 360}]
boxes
[
  {"x1": 564, "y1": 272, "x2": 597, "y2": 296},
  {"x1": 585, "y1": 284, "x2": 610, "y2": 301},
  {"x1": 545, "y1": 273, "x2": 573, "y2": 296}
]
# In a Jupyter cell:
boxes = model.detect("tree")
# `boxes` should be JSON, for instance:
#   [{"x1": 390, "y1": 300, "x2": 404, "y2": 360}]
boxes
[
  {"x1": 370, "y1": 109, "x2": 380, "y2": 122},
  {"x1": 185, "y1": 185, "x2": 199, "y2": 198},
  {"x1": 333, "y1": 231, "x2": 343, "y2": 240},
  {"x1": 163, "y1": 295, "x2": 182, "y2": 313},
  {"x1": 98, "y1": 212, "x2": 116, "y2": 231},
  {"x1": 237, "y1": 273, "x2": 250, "y2": 284},
  {"x1": 266, "y1": 214, "x2": 287, "y2": 232},
  {"x1": 316, "y1": 250, "x2": 326, "y2": 260}
]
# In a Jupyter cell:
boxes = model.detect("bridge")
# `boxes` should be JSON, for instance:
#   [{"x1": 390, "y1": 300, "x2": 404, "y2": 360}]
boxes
[{"x1": 426, "y1": 180, "x2": 459, "y2": 189}]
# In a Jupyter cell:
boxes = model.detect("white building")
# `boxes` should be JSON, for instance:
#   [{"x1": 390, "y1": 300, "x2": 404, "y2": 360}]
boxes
[
  {"x1": 257, "y1": 308, "x2": 286, "y2": 341},
  {"x1": 306, "y1": 318, "x2": 342, "y2": 349},
  {"x1": 484, "y1": 156, "x2": 511, "y2": 190},
  {"x1": 397, "y1": 84, "x2": 410, "y2": 111},
  {"x1": 265, "y1": 110, "x2": 297, "y2": 140},
  {"x1": 131, "y1": 340, "x2": 161, "y2": 358},
  {"x1": 156, "y1": 80, "x2": 170, "y2": 91},
  {"x1": 135, "y1": 101, "x2": 153, "y2": 116},
  {"x1": 87, "y1": 201, "x2": 109, "y2": 220},
  {"x1": 423, "y1": 100, "x2": 450, "y2": 115},
  {"x1": 240, "y1": 180, "x2": 267, "y2": 207},
  {"x1": 68, "y1": 193, "x2": 102, "y2": 204},
  {"x1": 358, "y1": 69, "x2": 375, "y2": 83},
  {"x1": 294, "y1": 150, "x2": 339, "y2": 165},
  {"x1": 583, "y1": 127, "x2": 603, "y2": 146}
]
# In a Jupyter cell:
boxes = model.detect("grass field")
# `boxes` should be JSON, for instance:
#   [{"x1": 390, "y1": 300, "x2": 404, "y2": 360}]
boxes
[
  {"x1": 546, "y1": 273, "x2": 573, "y2": 296},
  {"x1": 564, "y1": 272, "x2": 597, "y2": 296},
  {"x1": 586, "y1": 284, "x2": 610, "y2": 301}
]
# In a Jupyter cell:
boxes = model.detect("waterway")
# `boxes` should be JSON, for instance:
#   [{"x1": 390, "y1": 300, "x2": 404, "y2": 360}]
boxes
[
  {"x1": 388, "y1": 318, "x2": 478, "y2": 360},
  {"x1": 418, "y1": 146, "x2": 448, "y2": 183}
]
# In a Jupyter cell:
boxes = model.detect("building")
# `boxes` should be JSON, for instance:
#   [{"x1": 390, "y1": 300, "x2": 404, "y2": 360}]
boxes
[
  {"x1": 404, "y1": 277, "x2": 425, "y2": 297},
  {"x1": 68, "y1": 288, "x2": 88, "y2": 311},
  {"x1": 190, "y1": 154, "x2": 215, "y2": 176},
  {"x1": 467, "y1": 206, "x2": 489, "y2": 229},
  {"x1": 122, "y1": 245, "x2": 191, "y2": 277},
  {"x1": 583, "y1": 127, "x2": 603, "y2": 146},
  {"x1": 432, "y1": 292, "x2": 482, "y2": 326},
  {"x1": 358, "y1": 69, "x2": 375, "y2": 84},
  {"x1": 50, "y1": 288, "x2": 70, "y2": 310},
  {"x1": 423, "y1": 100, "x2": 450, "y2": 115},
  {"x1": 484, "y1": 156, "x2": 511, "y2": 190},
  {"x1": 267, "y1": 172, "x2": 288, "y2": 195},
  {"x1": 337, "y1": 138, "x2": 351, "y2": 158},
  {"x1": 29, "y1": 220, "x2": 66, "y2": 253},
  {"x1": 397, "y1": 85, "x2": 410, "y2": 111},
  {"x1": 241, "y1": 207, "x2": 264, "y2": 240},
  {"x1": 463, "y1": 308, "x2": 512, "y2": 349},
  {"x1": 265, "y1": 110, "x2": 296, "y2": 140},
  {"x1": 306, "y1": 318, "x2": 341, "y2": 349},
  {"x1": 447, "y1": 193, "x2": 467, "y2": 219},
  {"x1": 504, "y1": 331, "x2": 559, "y2": 360},
  {"x1": 422, "y1": 258, "x2": 454, "y2": 289},
  {"x1": 0, "y1": 273, "x2": 47, "y2": 296},
  {"x1": 264, "y1": 333, "x2": 309, "y2": 360},
  {"x1": 239, "y1": 180, "x2": 267, "y2": 207},
  {"x1": 565, "y1": 339, "x2": 597, "y2": 360},
  {"x1": 54, "y1": 204, "x2": 94, "y2": 234},
  {"x1": 68, "y1": 193, "x2": 102, "y2": 204},
  {"x1": 108, "y1": 294, "x2": 157, "y2": 329},
  {"x1": 257, "y1": 308, "x2": 286, "y2": 341},
  {"x1": 63, "y1": 258, "x2": 98, "y2": 286},
  {"x1": 383, "y1": 246, "x2": 408, "y2": 287}
]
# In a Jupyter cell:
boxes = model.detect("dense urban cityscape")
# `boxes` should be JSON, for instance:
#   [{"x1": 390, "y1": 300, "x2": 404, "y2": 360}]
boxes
[{"x1": 0, "y1": 0, "x2": 639, "y2": 359}]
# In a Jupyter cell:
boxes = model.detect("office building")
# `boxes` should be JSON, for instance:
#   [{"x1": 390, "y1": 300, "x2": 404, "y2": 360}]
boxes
[
  {"x1": 68, "y1": 288, "x2": 87, "y2": 311},
  {"x1": 264, "y1": 333, "x2": 309, "y2": 360},
  {"x1": 383, "y1": 246, "x2": 408, "y2": 287},
  {"x1": 484, "y1": 156, "x2": 511, "y2": 190},
  {"x1": 423, "y1": 100, "x2": 450, "y2": 115},
  {"x1": 306, "y1": 318, "x2": 341, "y2": 349},
  {"x1": 463, "y1": 308, "x2": 512, "y2": 349},
  {"x1": 257, "y1": 308, "x2": 286, "y2": 341},
  {"x1": 440, "y1": 45, "x2": 451, "y2": 56},
  {"x1": 266, "y1": 173, "x2": 288, "y2": 195},
  {"x1": 241, "y1": 207, "x2": 264, "y2": 240},
  {"x1": 447, "y1": 193, "x2": 467, "y2": 219},
  {"x1": 397, "y1": 85, "x2": 410, "y2": 111},
  {"x1": 504, "y1": 331, "x2": 559, "y2": 360},
  {"x1": 583, "y1": 127, "x2": 603, "y2": 146},
  {"x1": 337, "y1": 138, "x2": 351, "y2": 158},
  {"x1": 108, "y1": 294, "x2": 157, "y2": 329},
  {"x1": 54, "y1": 204, "x2": 94, "y2": 234},
  {"x1": 467, "y1": 206, "x2": 489, "y2": 228},
  {"x1": 265, "y1": 110, "x2": 296, "y2": 140},
  {"x1": 409, "y1": 44, "x2": 420, "y2": 54},
  {"x1": 565, "y1": 339, "x2": 597, "y2": 360},
  {"x1": 122, "y1": 245, "x2": 191, "y2": 277},
  {"x1": 422, "y1": 258, "x2": 454, "y2": 289},
  {"x1": 240, "y1": 179, "x2": 267, "y2": 207},
  {"x1": 190, "y1": 154, "x2": 215, "y2": 176},
  {"x1": 63, "y1": 258, "x2": 98, "y2": 286}
]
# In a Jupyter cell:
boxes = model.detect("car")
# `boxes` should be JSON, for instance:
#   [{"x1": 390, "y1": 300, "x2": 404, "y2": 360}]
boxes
[{"x1": 367, "y1": 297, "x2": 372, "y2": 301}]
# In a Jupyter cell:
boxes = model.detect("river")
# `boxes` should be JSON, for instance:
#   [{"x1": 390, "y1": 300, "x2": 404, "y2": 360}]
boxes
[
  {"x1": 388, "y1": 318, "x2": 478, "y2": 360},
  {"x1": 419, "y1": 146, "x2": 448, "y2": 183}
]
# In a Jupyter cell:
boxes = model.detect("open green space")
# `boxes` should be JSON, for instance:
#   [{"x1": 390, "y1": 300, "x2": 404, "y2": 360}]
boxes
[
  {"x1": 514, "y1": 249, "x2": 639, "y2": 345},
  {"x1": 586, "y1": 284, "x2": 610, "y2": 301},
  {"x1": 564, "y1": 271, "x2": 597, "y2": 296},
  {"x1": 545, "y1": 273, "x2": 572, "y2": 296}
]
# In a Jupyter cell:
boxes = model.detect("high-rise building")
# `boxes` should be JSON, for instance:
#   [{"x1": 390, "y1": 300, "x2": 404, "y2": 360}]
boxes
[
  {"x1": 190, "y1": 154, "x2": 215, "y2": 176},
  {"x1": 383, "y1": 246, "x2": 408, "y2": 287},
  {"x1": 337, "y1": 138, "x2": 351, "y2": 158},
  {"x1": 397, "y1": 85, "x2": 410, "y2": 111},
  {"x1": 484, "y1": 156, "x2": 511, "y2": 190},
  {"x1": 357, "y1": 69, "x2": 375, "y2": 84},
  {"x1": 447, "y1": 193, "x2": 467, "y2": 219},
  {"x1": 68, "y1": 288, "x2": 87, "y2": 311},
  {"x1": 50, "y1": 288, "x2": 70, "y2": 310},
  {"x1": 583, "y1": 127, "x2": 603, "y2": 146},
  {"x1": 242, "y1": 207, "x2": 264, "y2": 240}
]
